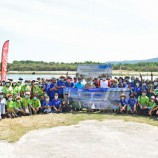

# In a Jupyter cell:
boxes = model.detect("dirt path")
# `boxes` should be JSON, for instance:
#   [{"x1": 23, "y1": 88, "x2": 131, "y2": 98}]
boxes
[{"x1": 1, "y1": 120, "x2": 158, "y2": 158}]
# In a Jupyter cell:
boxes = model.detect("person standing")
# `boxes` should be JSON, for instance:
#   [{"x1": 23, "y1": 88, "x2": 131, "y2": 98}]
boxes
[{"x1": 0, "y1": 91, "x2": 6, "y2": 119}]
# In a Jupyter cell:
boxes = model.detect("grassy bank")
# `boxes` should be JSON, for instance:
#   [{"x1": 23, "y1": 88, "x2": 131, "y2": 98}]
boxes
[{"x1": 0, "y1": 112, "x2": 158, "y2": 143}]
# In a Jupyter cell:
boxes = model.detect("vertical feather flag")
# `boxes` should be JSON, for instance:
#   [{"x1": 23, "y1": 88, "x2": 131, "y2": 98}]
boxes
[{"x1": 1, "y1": 40, "x2": 9, "y2": 81}]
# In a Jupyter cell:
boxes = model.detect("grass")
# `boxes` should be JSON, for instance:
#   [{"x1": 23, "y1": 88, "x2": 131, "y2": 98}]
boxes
[{"x1": 0, "y1": 111, "x2": 158, "y2": 143}]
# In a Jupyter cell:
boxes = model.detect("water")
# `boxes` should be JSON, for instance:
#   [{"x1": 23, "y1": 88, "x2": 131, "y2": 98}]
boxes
[{"x1": 6, "y1": 74, "x2": 158, "y2": 81}]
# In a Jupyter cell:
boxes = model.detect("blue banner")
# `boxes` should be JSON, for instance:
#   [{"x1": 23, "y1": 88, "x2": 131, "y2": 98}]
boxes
[{"x1": 64, "y1": 88, "x2": 130, "y2": 109}]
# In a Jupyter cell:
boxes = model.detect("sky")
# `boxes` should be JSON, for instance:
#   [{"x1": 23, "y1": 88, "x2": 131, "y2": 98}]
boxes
[{"x1": 0, "y1": 0, "x2": 158, "y2": 63}]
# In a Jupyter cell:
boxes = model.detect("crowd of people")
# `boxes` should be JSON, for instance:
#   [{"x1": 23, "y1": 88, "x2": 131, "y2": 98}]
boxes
[{"x1": 0, "y1": 74, "x2": 158, "y2": 119}]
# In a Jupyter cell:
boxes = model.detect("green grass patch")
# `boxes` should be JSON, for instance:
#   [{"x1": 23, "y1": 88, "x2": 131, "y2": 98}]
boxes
[{"x1": 0, "y1": 112, "x2": 158, "y2": 142}]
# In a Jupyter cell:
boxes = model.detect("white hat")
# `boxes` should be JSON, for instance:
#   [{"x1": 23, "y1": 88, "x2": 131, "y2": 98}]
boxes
[{"x1": 151, "y1": 96, "x2": 155, "y2": 100}]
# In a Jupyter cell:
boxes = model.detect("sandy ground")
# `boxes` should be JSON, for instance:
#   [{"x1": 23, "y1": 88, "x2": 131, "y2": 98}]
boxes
[{"x1": 1, "y1": 120, "x2": 158, "y2": 158}]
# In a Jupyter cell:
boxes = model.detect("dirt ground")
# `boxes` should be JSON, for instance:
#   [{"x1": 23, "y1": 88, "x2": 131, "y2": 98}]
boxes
[{"x1": 1, "y1": 120, "x2": 158, "y2": 158}]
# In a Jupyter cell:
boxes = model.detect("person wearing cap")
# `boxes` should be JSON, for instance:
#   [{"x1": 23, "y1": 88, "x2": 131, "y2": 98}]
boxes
[
  {"x1": 21, "y1": 92, "x2": 32, "y2": 115},
  {"x1": 21, "y1": 80, "x2": 31, "y2": 96},
  {"x1": 0, "y1": 91, "x2": 6, "y2": 119},
  {"x1": 41, "y1": 96, "x2": 53, "y2": 114},
  {"x1": 2, "y1": 80, "x2": 13, "y2": 96},
  {"x1": 137, "y1": 90, "x2": 149, "y2": 116},
  {"x1": 13, "y1": 96, "x2": 25, "y2": 116},
  {"x1": 57, "y1": 76, "x2": 66, "y2": 99},
  {"x1": 32, "y1": 82, "x2": 42, "y2": 95},
  {"x1": 48, "y1": 78, "x2": 58, "y2": 100},
  {"x1": 65, "y1": 77, "x2": 74, "y2": 88},
  {"x1": 52, "y1": 93, "x2": 62, "y2": 113},
  {"x1": 30, "y1": 94, "x2": 41, "y2": 114},
  {"x1": 127, "y1": 94, "x2": 137, "y2": 114},
  {"x1": 6, "y1": 94, "x2": 16, "y2": 118},
  {"x1": 74, "y1": 77, "x2": 84, "y2": 89},
  {"x1": 118, "y1": 94, "x2": 128, "y2": 114},
  {"x1": 148, "y1": 96, "x2": 157, "y2": 116}
]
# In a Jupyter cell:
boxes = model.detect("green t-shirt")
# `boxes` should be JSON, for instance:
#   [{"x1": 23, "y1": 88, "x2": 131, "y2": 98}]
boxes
[
  {"x1": 21, "y1": 98, "x2": 31, "y2": 108},
  {"x1": 7, "y1": 101, "x2": 15, "y2": 111},
  {"x1": 13, "y1": 86, "x2": 21, "y2": 95},
  {"x1": 21, "y1": 85, "x2": 31, "y2": 93},
  {"x1": 148, "y1": 102, "x2": 156, "y2": 108},
  {"x1": 138, "y1": 95, "x2": 149, "y2": 106},
  {"x1": 2, "y1": 86, "x2": 13, "y2": 95},
  {"x1": 31, "y1": 99, "x2": 41, "y2": 108},
  {"x1": 13, "y1": 101, "x2": 22, "y2": 109}
]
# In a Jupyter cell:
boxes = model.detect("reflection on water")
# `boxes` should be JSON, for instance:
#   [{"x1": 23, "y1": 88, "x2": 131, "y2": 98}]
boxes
[{"x1": 6, "y1": 74, "x2": 158, "y2": 80}]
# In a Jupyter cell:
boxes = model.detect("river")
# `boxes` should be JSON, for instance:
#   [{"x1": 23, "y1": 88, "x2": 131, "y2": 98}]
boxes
[{"x1": 6, "y1": 74, "x2": 158, "y2": 80}]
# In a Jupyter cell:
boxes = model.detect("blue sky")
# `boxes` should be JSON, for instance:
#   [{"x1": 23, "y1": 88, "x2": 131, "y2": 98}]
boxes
[{"x1": 0, "y1": 0, "x2": 158, "y2": 63}]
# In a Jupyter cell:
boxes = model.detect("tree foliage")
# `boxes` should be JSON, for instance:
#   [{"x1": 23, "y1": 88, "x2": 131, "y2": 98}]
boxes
[{"x1": 1, "y1": 60, "x2": 158, "y2": 72}]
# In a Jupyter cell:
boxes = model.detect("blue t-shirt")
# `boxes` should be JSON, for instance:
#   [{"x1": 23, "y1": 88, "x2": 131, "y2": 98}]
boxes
[
  {"x1": 48, "y1": 83, "x2": 57, "y2": 99},
  {"x1": 74, "y1": 82, "x2": 84, "y2": 89},
  {"x1": 57, "y1": 80, "x2": 65, "y2": 94},
  {"x1": 128, "y1": 98, "x2": 137, "y2": 109},
  {"x1": 119, "y1": 99, "x2": 128, "y2": 107},
  {"x1": 42, "y1": 101, "x2": 53, "y2": 107},
  {"x1": 65, "y1": 82, "x2": 74, "y2": 88},
  {"x1": 52, "y1": 99, "x2": 61, "y2": 109}
]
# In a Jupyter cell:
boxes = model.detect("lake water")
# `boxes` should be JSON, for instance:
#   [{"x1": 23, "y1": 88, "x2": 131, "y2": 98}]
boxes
[{"x1": 6, "y1": 74, "x2": 158, "y2": 80}]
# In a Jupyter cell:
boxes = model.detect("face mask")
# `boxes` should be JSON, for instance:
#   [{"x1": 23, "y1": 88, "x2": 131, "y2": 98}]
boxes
[
  {"x1": 136, "y1": 83, "x2": 139, "y2": 86},
  {"x1": 119, "y1": 80, "x2": 122, "y2": 83},
  {"x1": 142, "y1": 83, "x2": 146, "y2": 86},
  {"x1": 78, "y1": 80, "x2": 81, "y2": 83},
  {"x1": 0, "y1": 95, "x2": 3, "y2": 98},
  {"x1": 44, "y1": 94, "x2": 47, "y2": 97},
  {"x1": 142, "y1": 93, "x2": 146, "y2": 96},
  {"x1": 131, "y1": 80, "x2": 134, "y2": 82},
  {"x1": 25, "y1": 95, "x2": 29, "y2": 99},
  {"x1": 88, "y1": 81, "x2": 92, "y2": 84},
  {"x1": 17, "y1": 83, "x2": 21, "y2": 86},
  {"x1": 8, "y1": 98, "x2": 12, "y2": 101},
  {"x1": 13, "y1": 83, "x2": 16, "y2": 86},
  {"x1": 2, "y1": 82, "x2": 5, "y2": 86},
  {"x1": 154, "y1": 82, "x2": 157, "y2": 86},
  {"x1": 121, "y1": 97, "x2": 125, "y2": 100},
  {"x1": 60, "y1": 79, "x2": 64, "y2": 81},
  {"x1": 6, "y1": 83, "x2": 10, "y2": 86},
  {"x1": 123, "y1": 82, "x2": 126, "y2": 85},
  {"x1": 55, "y1": 96, "x2": 58, "y2": 99},
  {"x1": 151, "y1": 100, "x2": 155, "y2": 103},
  {"x1": 17, "y1": 100, "x2": 21, "y2": 103},
  {"x1": 39, "y1": 84, "x2": 43, "y2": 88},
  {"x1": 34, "y1": 97, "x2": 37, "y2": 100},
  {"x1": 46, "y1": 99, "x2": 50, "y2": 102}
]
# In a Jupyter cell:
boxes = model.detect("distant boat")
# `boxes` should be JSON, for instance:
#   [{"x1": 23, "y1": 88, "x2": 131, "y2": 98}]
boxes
[{"x1": 32, "y1": 72, "x2": 35, "y2": 75}]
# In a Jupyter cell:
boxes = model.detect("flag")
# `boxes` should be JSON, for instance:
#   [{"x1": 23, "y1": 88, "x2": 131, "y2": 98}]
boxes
[{"x1": 1, "y1": 40, "x2": 9, "y2": 81}]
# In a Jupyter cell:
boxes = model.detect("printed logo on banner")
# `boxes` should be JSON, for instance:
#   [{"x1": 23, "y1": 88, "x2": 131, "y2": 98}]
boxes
[{"x1": 64, "y1": 88, "x2": 130, "y2": 109}]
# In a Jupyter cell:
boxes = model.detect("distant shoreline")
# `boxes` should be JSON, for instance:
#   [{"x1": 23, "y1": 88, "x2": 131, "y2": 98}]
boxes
[{"x1": 6, "y1": 70, "x2": 158, "y2": 76}]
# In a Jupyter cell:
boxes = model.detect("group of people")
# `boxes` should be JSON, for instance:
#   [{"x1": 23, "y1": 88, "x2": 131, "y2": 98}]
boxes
[{"x1": 0, "y1": 74, "x2": 158, "y2": 119}]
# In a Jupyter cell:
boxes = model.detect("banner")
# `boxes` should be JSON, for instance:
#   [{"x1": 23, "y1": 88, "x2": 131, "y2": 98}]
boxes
[
  {"x1": 64, "y1": 88, "x2": 130, "y2": 109},
  {"x1": 77, "y1": 64, "x2": 112, "y2": 78},
  {"x1": 1, "y1": 40, "x2": 9, "y2": 81}
]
